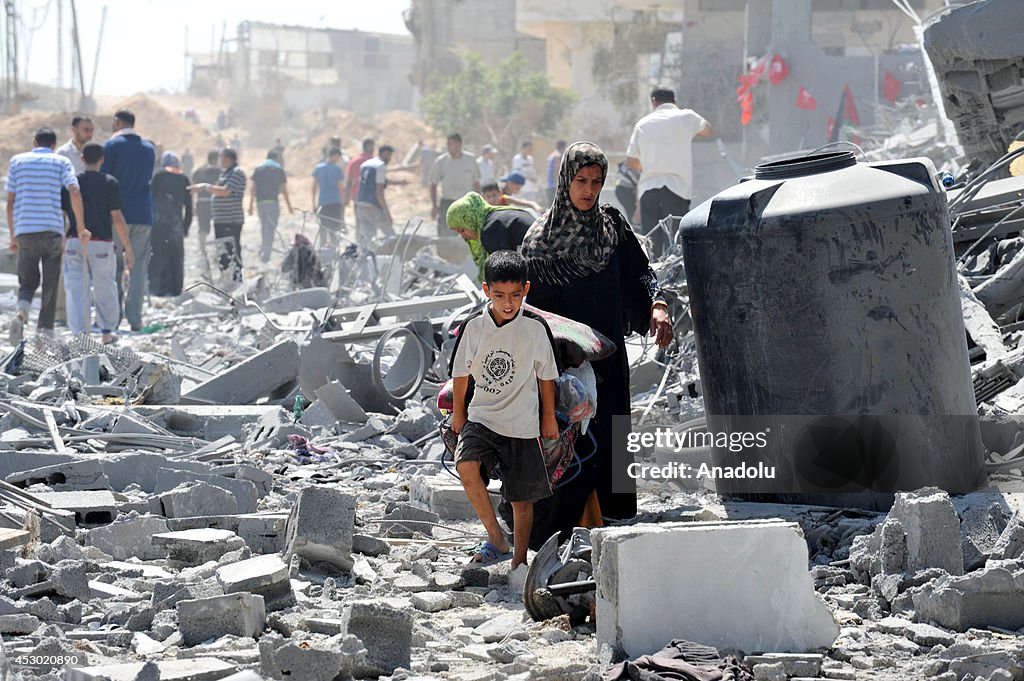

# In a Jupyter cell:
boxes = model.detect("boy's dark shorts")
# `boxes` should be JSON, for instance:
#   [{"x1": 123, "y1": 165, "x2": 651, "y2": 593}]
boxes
[{"x1": 454, "y1": 421, "x2": 552, "y2": 503}]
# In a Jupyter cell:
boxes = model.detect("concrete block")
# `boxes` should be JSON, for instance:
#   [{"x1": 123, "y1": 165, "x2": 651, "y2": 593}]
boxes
[
  {"x1": 0, "y1": 528, "x2": 30, "y2": 551},
  {"x1": 167, "y1": 513, "x2": 289, "y2": 555},
  {"x1": 87, "y1": 515, "x2": 169, "y2": 561},
  {"x1": 890, "y1": 488, "x2": 964, "y2": 576},
  {"x1": 216, "y1": 555, "x2": 295, "y2": 611},
  {"x1": 743, "y1": 654, "x2": 823, "y2": 678},
  {"x1": 379, "y1": 504, "x2": 440, "y2": 539},
  {"x1": 299, "y1": 400, "x2": 337, "y2": 430},
  {"x1": 156, "y1": 469, "x2": 258, "y2": 515},
  {"x1": 89, "y1": 580, "x2": 144, "y2": 601},
  {"x1": 0, "y1": 613, "x2": 40, "y2": 634},
  {"x1": 340, "y1": 601, "x2": 412, "y2": 679},
  {"x1": 314, "y1": 380, "x2": 368, "y2": 424},
  {"x1": 98, "y1": 452, "x2": 215, "y2": 494},
  {"x1": 409, "y1": 476, "x2": 499, "y2": 521},
  {"x1": 960, "y1": 502, "x2": 1009, "y2": 571},
  {"x1": 594, "y1": 520, "x2": 839, "y2": 657},
  {"x1": 156, "y1": 482, "x2": 240, "y2": 519},
  {"x1": 33, "y1": 490, "x2": 116, "y2": 524},
  {"x1": 258, "y1": 633, "x2": 367, "y2": 681},
  {"x1": 913, "y1": 564, "x2": 1024, "y2": 631},
  {"x1": 153, "y1": 529, "x2": 247, "y2": 567},
  {"x1": 989, "y1": 511, "x2": 1024, "y2": 560},
  {"x1": 352, "y1": 534, "x2": 391, "y2": 557},
  {"x1": 473, "y1": 613, "x2": 528, "y2": 643},
  {"x1": 411, "y1": 591, "x2": 452, "y2": 613},
  {"x1": 36, "y1": 535, "x2": 86, "y2": 564},
  {"x1": 177, "y1": 593, "x2": 266, "y2": 646},
  {"x1": 5, "y1": 458, "x2": 109, "y2": 490},
  {"x1": 285, "y1": 487, "x2": 355, "y2": 571},
  {"x1": 183, "y1": 340, "x2": 299, "y2": 405},
  {"x1": 875, "y1": 616, "x2": 955, "y2": 647},
  {"x1": 64, "y1": 657, "x2": 238, "y2": 681}
]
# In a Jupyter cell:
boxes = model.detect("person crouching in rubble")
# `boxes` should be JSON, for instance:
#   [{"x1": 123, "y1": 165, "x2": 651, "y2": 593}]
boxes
[
  {"x1": 450, "y1": 251, "x2": 560, "y2": 569},
  {"x1": 520, "y1": 141, "x2": 674, "y2": 547},
  {"x1": 446, "y1": 191, "x2": 534, "y2": 282}
]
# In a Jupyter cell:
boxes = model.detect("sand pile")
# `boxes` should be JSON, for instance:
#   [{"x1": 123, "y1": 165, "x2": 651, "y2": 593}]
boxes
[{"x1": 112, "y1": 93, "x2": 215, "y2": 157}]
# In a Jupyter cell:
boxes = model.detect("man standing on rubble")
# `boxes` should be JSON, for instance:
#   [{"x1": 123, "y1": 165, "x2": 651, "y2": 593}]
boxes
[
  {"x1": 250, "y1": 150, "x2": 292, "y2": 263},
  {"x1": 345, "y1": 138, "x2": 375, "y2": 237},
  {"x1": 313, "y1": 147, "x2": 346, "y2": 246},
  {"x1": 429, "y1": 133, "x2": 480, "y2": 235},
  {"x1": 6, "y1": 127, "x2": 86, "y2": 341},
  {"x1": 626, "y1": 87, "x2": 711, "y2": 259},
  {"x1": 102, "y1": 109, "x2": 156, "y2": 331},
  {"x1": 191, "y1": 150, "x2": 222, "y2": 273},
  {"x1": 56, "y1": 115, "x2": 94, "y2": 174},
  {"x1": 355, "y1": 145, "x2": 408, "y2": 244}
]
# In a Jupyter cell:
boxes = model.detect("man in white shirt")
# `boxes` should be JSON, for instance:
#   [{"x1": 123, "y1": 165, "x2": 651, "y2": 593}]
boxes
[
  {"x1": 55, "y1": 115, "x2": 95, "y2": 175},
  {"x1": 511, "y1": 141, "x2": 539, "y2": 203},
  {"x1": 477, "y1": 145, "x2": 497, "y2": 185},
  {"x1": 429, "y1": 133, "x2": 480, "y2": 233},
  {"x1": 626, "y1": 87, "x2": 712, "y2": 259}
]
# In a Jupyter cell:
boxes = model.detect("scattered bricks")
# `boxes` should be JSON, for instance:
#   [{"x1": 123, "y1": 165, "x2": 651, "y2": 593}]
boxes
[
  {"x1": 593, "y1": 520, "x2": 839, "y2": 657},
  {"x1": 33, "y1": 490, "x2": 117, "y2": 524},
  {"x1": 890, "y1": 488, "x2": 964, "y2": 576},
  {"x1": 153, "y1": 529, "x2": 247, "y2": 567},
  {"x1": 157, "y1": 482, "x2": 239, "y2": 519},
  {"x1": 259, "y1": 633, "x2": 367, "y2": 681},
  {"x1": 379, "y1": 504, "x2": 440, "y2": 539},
  {"x1": 912, "y1": 564, "x2": 1024, "y2": 631},
  {"x1": 285, "y1": 486, "x2": 356, "y2": 572},
  {"x1": 177, "y1": 593, "x2": 266, "y2": 646},
  {"x1": 216, "y1": 554, "x2": 295, "y2": 611},
  {"x1": 64, "y1": 657, "x2": 239, "y2": 681},
  {"x1": 352, "y1": 534, "x2": 391, "y2": 557},
  {"x1": 182, "y1": 340, "x2": 300, "y2": 405},
  {"x1": 875, "y1": 617, "x2": 956, "y2": 647},
  {"x1": 411, "y1": 592, "x2": 452, "y2": 613},
  {"x1": 744, "y1": 654, "x2": 823, "y2": 678},
  {"x1": 87, "y1": 514, "x2": 169, "y2": 560},
  {"x1": 988, "y1": 511, "x2": 1024, "y2": 561},
  {"x1": 340, "y1": 602, "x2": 413, "y2": 678}
]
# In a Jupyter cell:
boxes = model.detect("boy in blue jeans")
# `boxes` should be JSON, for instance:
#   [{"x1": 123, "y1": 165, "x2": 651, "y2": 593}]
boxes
[{"x1": 450, "y1": 250, "x2": 559, "y2": 569}]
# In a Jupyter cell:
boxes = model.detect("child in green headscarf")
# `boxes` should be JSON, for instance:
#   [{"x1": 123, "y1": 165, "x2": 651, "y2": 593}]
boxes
[{"x1": 446, "y1": 191, "x2": 536, "y2": 281}]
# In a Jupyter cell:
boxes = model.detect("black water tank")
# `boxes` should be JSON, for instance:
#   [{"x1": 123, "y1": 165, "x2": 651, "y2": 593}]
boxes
[{"x1": 680, "y1": 152, "x2": 987, "y2": 510}]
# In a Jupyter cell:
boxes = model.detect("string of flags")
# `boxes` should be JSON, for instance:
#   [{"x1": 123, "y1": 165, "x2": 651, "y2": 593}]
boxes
[{"x1": 736, "y1": 52, "x2": 903, "y2": 128}]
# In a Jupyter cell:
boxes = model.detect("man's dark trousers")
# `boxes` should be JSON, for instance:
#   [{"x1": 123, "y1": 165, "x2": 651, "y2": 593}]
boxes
[{"x1": 639, "y1": 186, "x2": 690, "y2": 260}]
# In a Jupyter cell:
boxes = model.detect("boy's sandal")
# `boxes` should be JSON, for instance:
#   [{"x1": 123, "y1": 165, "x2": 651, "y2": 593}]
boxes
[{"x1": 466, "y1": 541, "x2": 513, "y2": 566}]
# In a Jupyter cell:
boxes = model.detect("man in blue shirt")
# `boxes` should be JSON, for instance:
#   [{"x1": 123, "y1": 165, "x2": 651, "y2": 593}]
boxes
[
  {"x1": 354, "y1": 145, "x2": 408, "y2": 244},
  {"x1": 312, "y1": 147, "x2": 345, "y2": 247},
  {"x1": 101, "y1": 109, "x2": 156, "y2": 331},
  {"x1": 6, "y1": 127, "x2": 86, "y2": 339}
]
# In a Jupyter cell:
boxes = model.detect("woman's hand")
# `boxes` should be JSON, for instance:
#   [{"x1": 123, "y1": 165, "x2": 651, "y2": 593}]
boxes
[{"x1": 650, "y1": 303, "x2": 673, "y2": 348}]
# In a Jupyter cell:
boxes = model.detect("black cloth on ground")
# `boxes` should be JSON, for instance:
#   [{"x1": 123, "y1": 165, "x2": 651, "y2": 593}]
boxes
[{"x1": 602, "y1": 639, "x2": 754, "y2": 681}]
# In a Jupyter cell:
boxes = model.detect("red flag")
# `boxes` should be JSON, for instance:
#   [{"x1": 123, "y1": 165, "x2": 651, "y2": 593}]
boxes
[
  {"x1": 740, "y1": 91, "x2": 753, "y2": 125},
  {"x1": 883, "y1": 71, "x2": 901, "y2": 103},
  {"x1": 842, "y1": 85, "x2": 860, "y2": 124},
  {"x1": 796, "y1": 86, "x2": 817, "y2": 110},
  {"x1": 769, "y1": 54, "x2": 789, "y2": 86},
  {"x1": 826, "y1": 116, "x2": 834, "y2": 140}
]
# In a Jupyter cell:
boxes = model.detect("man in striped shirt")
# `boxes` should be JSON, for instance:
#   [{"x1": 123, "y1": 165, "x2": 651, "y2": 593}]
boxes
[
  {"x1": 6, "y1": 127, "x2": 86, "y2": 338},
  {"x1": 191, "y1": 148, "x2": 246, "y2": 283}
]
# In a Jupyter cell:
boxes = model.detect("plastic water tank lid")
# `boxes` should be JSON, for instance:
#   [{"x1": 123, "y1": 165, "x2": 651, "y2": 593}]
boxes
[{"x1": 754, "y1": 151, "x2": 857, "y2": 180}]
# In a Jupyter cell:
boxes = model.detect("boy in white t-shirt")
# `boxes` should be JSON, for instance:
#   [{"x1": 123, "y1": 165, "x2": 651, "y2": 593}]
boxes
[{"x1": 450, "y1": 250, "x2": 559, "y2": 569}]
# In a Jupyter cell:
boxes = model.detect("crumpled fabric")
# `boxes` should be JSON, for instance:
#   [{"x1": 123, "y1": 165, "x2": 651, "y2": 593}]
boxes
[
  {"x1": 287, "y1": 434, "x2": 340, "y2": 465},
  {"x1": 561, "y1": 362, "x2": 597, "y2": 433},
  {"x1": 602, "y1": 640, "x2": 754, "y2": 681}
]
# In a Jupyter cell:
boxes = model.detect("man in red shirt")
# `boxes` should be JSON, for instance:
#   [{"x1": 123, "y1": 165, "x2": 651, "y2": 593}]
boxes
[{"x1": 345, "y1": 138, "x2": 375, "y2": 238}]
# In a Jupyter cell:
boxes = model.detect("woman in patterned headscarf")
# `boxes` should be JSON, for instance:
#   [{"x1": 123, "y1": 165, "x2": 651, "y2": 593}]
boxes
[
  {"x1": 446, "y1": 191, "x2": 534, "y2": 281},
  {"x1": 149, "y1": 151, "x2": 192, "y2": 297},
  {"x1": 517, "y1": 141, "x2": 674, "y2": 547}
]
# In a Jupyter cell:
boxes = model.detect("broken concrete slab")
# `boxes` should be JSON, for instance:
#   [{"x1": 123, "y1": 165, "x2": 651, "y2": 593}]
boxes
[
  {"x1": 87, "y1": 514, "x2": 169, "y2": 561},
  {"x1": 594, "y1": 520, "x2": 839, "y2": 657},
  {"x1": 4, "y1": 457, "x2": 109, "y2": 490},
  {"x1": 0, "y1": 613, "x2": 41, "y2": 634},
  {"x1": 411, "y1": 591, "x2": 451, "y2": 613},
  {"x1": 891, "y1": 488, "x2": 964, "y2": 576},
  {"x1": 988, "y1": 511, "x2": 1024, "y2": 560},
  {"x1": 155, "y1": 468, "x2": 259, "y2": 515},
  {"x1": 65, "y1": 657, "x2": 239, "y2": 681},
  {"x1": 285, "y1": 486, "x2": 355, "y2": 571},
  {"x1": 182, "y1": 340, "x2": 299, "y2": 405},
  {"x1": 258, "y1": 633, "x2": 367, "y2": 681},
  {"x1": 340, "y1": 601, "x2": 412, "y2": 678},
  {"x1": 153, "y1": 529, "x2": 247, "y2": 567},
  {"x1": 409, "y1": 475, "x2": 499, "y2": 521},
  {"x1": 133, "y1": 405, "x2": 290, "y2": 440},
  {"x1": 177, "y1": 593, "x2": 266, "y2": 646},
  {"x1": 379, "y1": 503, "x2": 440, "y2": 539},
  {"x1": 156, "y1": 481, "x2": 241, "y2": 519},
  {"x1": 875, "y1": 616, "x2": 956, "y2": 647},
  {"x1": 216, "y1": 554, "x2": 295, "y2": 611},
  {"x1": 167, "y1": 513, "x2": 290, "y2": 555},
  {"x1": 743, "y1": 654, "x2": 822, "y2": 679},
  {"x1": 0, "y1": 528, "x2": 30, "y2": 551},
  {"x1": 913, "y1": 563, "x2": 1024, "y2": 632},
  {"x1": 961, "y1": 502, "x2": 1010, "y2": 571},
  {"x1": 314, "y1": 380, "x2": 368, "y2": 424},
  {"x1": 33, "y1": 490, "x2": 116, "y2": 524}
]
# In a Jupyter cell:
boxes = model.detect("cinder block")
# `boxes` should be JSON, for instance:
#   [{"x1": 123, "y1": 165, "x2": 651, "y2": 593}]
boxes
[
  {"x1": 216, "y1": 555, "x2": 295, "y2": 611},
  {"x1": 285, "y1": 487, "x2": 356, "y2": 571},
  {"x1": 593, "y1": 520, "x2": 839, "y2": 657},
  {"x1": 153, "y1": 529, "x2": 247, "y2": 566},
  {"x1": 177, "y1": 593, "x2": 266, "y2": 647},
  {"x1": 340, "y1": 601, "x2": 412, "y2": 678}
]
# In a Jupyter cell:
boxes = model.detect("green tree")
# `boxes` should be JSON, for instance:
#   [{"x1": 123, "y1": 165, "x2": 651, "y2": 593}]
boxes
[{"x1": 422, "y1": 52, "x2": 575, "y2": 156}]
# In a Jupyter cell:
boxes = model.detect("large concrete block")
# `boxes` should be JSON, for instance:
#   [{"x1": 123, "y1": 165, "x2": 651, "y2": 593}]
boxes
[
  {"x1": 166, "y1": 513, "x2": 289, "y2": 555},
  {"x1": 86, "y1": 515, "x2": 169, "y2": 560},
  {"x1": 155, "y1": 469, "x2": 258, "y2": 515},
  {"x1": 285, "y1": 487, "x2": 355, "y2": 571},
  {"x1": 913, "y1": 564, "x2": 1024, "y2": 631},
  {"x1": 5, "y1": 458, "x2": 109, "y2": 490},
  {"x1": 594, "y1": 520, "x2": 838, "y2": 657},
  {"x1": 409, "y1": 475, "x2": 499, "y2": 521},
  {"x1": 153, "y1": 529, "x2": 247, "y2": 566},
  {"x1": 890, "y1": 488, "x2": 964, "y2": 576},
  {"x1": 177, "y1": 593, "x2": 266, "y2": 646},
  {"x1": 340, "y1": 601, "x2": 412, "y2": 678},
  {"x1": 988, "y1": 511, "x2": 1024, "y2": 561},
  {"x1": 33, "y1": 490, "x2": 116, "y2": 524},
  {"x1": 183, "y1": 340, "x2": 300, "y2": 405},
  {"x1": 216, "y1": 555, "x2": 295, "y2": 611},
  {"x1": 157, "y1": 482, "x2": 240, "y2": 519},
  {"x1": 100, "y1": 452, "x2": 216, "y2": 493},
  {"x1": 258, "y1": 633, "x2": 366, "y2": 681}
]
